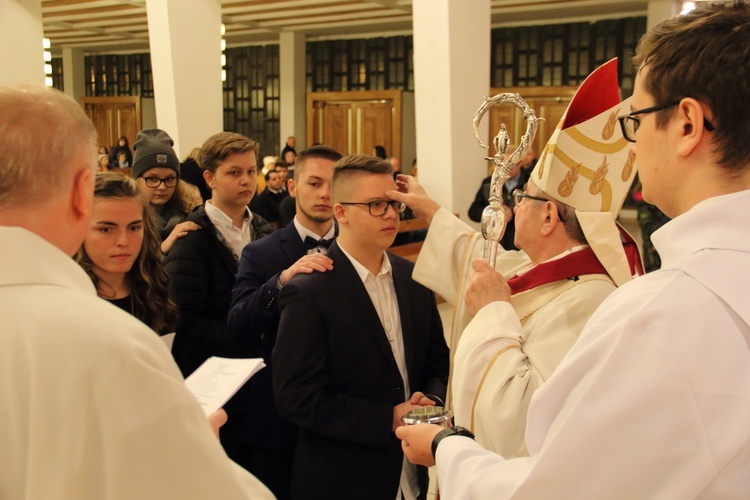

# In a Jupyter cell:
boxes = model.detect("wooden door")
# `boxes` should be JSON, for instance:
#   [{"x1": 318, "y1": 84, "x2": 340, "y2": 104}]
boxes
[
  {"x1": 86, "y1": 103, "x2": 115, "y2": 150},
  {"x1": 356, "y1": 100, "x2": 392, "y2": 156},
  {"x1": 114, "y1": 103, "x2": 139, "y2": 146},
  {"x1": 307, "y1": 90, "x2": 404, "y2": 159},
  {"x1": 322, "y1": 102, "x2": 351, "y2": 155},
  {"x1": 533, "y1": 96, "x2": 569, "y2": 150},
  {"x1": 82, "y1": 96, "x2": 141, "y2": 151}
]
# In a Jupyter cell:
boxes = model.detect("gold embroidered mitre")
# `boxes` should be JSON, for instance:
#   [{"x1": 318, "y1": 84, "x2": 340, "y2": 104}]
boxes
[{"x1": 531, "y1": 58, "x2": 640, "y2": 286}]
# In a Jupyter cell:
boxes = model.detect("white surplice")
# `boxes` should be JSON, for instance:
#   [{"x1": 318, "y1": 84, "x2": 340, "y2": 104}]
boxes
[
  {"x1": 435, "y1": 191, "x2": 750, "y2": 498},
  {"x1": 0, "y1": 227, "x2": 273, "y2": 499}
]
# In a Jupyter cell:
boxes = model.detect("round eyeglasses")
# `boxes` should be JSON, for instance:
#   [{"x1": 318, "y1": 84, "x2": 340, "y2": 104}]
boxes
[
  {"x1": 142, "y1": 175, "x2": 179, "y2": 188},
  {"x1": 339, "y1": 200, "x2": 406, "y2": 217}
]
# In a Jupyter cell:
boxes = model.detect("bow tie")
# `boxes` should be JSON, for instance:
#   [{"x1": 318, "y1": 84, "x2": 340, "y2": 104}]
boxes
[{"x1": 304, "y1": 236, "x2": 333, "y2": 252}]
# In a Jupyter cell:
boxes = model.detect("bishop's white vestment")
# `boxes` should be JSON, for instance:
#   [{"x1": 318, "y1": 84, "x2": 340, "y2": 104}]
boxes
[
  {"x1": 413, "y1": 208, "x2": 615, "y2": 457},
  {"x1": 435, "y1": 191, "x2": 750, "y2": 498}
]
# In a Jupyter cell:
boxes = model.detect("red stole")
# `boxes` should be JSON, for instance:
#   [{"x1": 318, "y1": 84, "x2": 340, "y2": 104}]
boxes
[
  {"x1": 507, "y1": 247, "x2": 607, "y2": 295},
  {"x1": 620, "y1": 225, "x2": 645, "y2": 277}
]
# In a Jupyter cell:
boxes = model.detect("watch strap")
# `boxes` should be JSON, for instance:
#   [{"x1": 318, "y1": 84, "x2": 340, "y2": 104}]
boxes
[{"x1": 431, "y1": 425, "x2": 475, "y2": 459}]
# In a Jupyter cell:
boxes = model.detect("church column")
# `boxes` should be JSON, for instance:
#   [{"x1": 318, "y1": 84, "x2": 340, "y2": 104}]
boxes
[
  {"x1": 412, "y1": 0, "x2": 490, "y2": 224},
  {"x1": 0, "y1": 0, "x2": 45, "y2": 86},
  {"x1": 145, "y1": 0, "x2": 223, "y2": 157},
  {"x1": 62, "y1": 48, "x2": 85, "y2": 103},
  {"x1": 279, "y1": 31, "x2": 306, "y2": 154}
]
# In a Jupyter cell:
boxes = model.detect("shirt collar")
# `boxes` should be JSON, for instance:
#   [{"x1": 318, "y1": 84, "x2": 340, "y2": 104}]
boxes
[
  {"x1": 205, "y1": 200, "x2": 251, "y2": 229},
  {"x1": 293, "y1": 216, "x2": 335, "y2": 242},
  {"x1": 337, "y1": 242, "x2": 391, "y2": 284},
  {"x1": 652, "y1": 190, "x2": 750, "y2": 269}
]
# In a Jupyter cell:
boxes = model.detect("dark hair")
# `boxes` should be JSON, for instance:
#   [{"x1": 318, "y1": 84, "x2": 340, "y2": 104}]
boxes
[
  {"x1": 373, "y1": 145, "x2": 387, "y2": 159},
  {"x1": 118, "y1": 136, "x2": 129, "y2": 146},
  {"x1": 633, "y1": 0, "x2": 750, "y2": 169},
  {"x1": 75, "y1": 173, "x2": 179, "y2": 335},
  {"x1": 274, "y1": 161, "x2": 289, "y2": 169},
  {"x1": 293, "y1": 145, "x2": 343, "y2": 180},
  {"x1": 200, "y1": 132, "x2": 259, "y2": 174},
  {"x1": 532, "y1": 183, "x2": 587, "y2": 245},
  {"x1": 331, "y1": 154, "x2": 393, "y2": 202},
  {"x1": 265, "y1": 169, "x2": 280, "y2": 182}
]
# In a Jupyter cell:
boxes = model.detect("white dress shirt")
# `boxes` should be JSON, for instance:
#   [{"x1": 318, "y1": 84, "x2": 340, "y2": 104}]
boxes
[
  {"x1": 204, "y1": 200, "x2": 253, "y2": 259},
  {"x1": 337, "y1": 243, "x2": 418, "y2": 500},
  {"x1": 293, "y1": 216, "x2": 336, "y2": 255}
]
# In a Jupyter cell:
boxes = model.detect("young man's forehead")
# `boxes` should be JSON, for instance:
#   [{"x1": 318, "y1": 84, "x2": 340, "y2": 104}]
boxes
[{"x1": 300, "y1": 158, "x2": 335, "y2": 177}]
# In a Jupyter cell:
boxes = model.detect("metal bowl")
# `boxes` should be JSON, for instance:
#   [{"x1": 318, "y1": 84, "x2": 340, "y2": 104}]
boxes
[{"x1": 401, "y1": 406, "x2": 454, "y2": 426}]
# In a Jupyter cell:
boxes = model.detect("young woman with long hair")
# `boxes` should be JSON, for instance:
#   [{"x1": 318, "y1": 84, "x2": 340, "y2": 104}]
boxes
[{"x1": 75, "y1": 172, "x2": 178, "y2": 335}]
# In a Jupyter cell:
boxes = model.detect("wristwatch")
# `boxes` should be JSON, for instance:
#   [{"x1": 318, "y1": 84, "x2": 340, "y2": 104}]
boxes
[{"x1": 431, "y1": 426, "x2": 475, "y2": 459}]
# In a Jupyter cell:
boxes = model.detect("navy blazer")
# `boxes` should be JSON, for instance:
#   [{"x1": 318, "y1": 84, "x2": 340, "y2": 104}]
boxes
[
  {"x1": 273, "y1": 241, "x2": 449, "y2": 500},
  {"x1": 228, "y1": 221, "x2": 308, "y2": 452}
]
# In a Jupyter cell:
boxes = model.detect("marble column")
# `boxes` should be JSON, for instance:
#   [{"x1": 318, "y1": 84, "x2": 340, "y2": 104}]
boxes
[
  {"x1": 145, "y1": 0, "x2": 223, "y2": 157},
  {"x1": 412, "y1": 0, "x2": 490, "y2": 224},
  {"x1": 0, "y1": 0, "x2": 45, "y2": 86},
  {"x1": 62, "y1": 48, "x2": 85, "y2": 102},
  {"x1": 279, "y1": 31, "x2": 306, "y2": 154}
]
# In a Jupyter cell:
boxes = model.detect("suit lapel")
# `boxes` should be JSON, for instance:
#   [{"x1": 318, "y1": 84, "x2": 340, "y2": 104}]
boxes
[
  {"x1": 328, "y1": 243, "x2": 401, "y2": 374},
  {"x1": 390, "y1": 254, "x2": 417, "y2": 381},
  {"x1": 278, "y1": 221, "x2": 306, "y2": 264}
]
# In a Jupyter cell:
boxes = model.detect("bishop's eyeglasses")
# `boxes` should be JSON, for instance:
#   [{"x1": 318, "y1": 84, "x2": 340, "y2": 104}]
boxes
[{"x1": 512, "y1": 189, "x2": 566, "y2": 223}]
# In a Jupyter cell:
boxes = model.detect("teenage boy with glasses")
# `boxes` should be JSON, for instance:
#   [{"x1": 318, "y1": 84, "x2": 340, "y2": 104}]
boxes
[{"x1": 272, "y1": 154, "x2": 449, "y2": 500}]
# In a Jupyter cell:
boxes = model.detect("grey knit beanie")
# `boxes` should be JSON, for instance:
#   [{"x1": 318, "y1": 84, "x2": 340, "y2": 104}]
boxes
[{"x1": 131, "y1": 129, "x2": 180, "y2": 179}]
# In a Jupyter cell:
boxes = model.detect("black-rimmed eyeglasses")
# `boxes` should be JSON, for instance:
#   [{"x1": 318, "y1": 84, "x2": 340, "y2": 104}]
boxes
[
  {"x1": 618, "y1": 101, "x2": 715, "y2": 143},
  {"x1": 339, "y1": 200, "x2": 405, "y2": 217},
  {"x1": 512, "y1": 189, "x2": 566, "y2": 223},
  {"x1": 142, "y1": 176, "x2": 179, "y2": 188}
]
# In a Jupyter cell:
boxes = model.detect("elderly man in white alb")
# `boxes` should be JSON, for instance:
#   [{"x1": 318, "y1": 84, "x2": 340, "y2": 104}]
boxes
[
  {"x1": 389, "y1": 59, "x2": 642, "y2": 459},
  {"x1": 0, "y1": 85, "x2": 272, "y2": 499}
]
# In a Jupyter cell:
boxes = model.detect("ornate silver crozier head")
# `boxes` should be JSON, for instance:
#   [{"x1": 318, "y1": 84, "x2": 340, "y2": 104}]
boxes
[{"x1": 472, "y1": 94, "x2": 539, "y2": 266}]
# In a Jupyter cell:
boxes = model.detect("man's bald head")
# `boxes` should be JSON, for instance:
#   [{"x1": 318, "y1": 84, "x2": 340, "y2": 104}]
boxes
[{"x1": 0, "y1": 86, "x2": 97, "y2": 210}]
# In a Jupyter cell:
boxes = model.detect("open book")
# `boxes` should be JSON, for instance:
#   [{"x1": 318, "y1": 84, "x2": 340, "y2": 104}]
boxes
[{"x1": 185, "y1": 356, "x2": 266, "y2": 415}]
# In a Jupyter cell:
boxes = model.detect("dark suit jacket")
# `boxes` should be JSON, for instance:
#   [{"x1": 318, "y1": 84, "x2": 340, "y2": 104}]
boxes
[
  {"x1": 228, "y1": 221, "x2": 307, "y2": 452},
  {"x1": 253, "y1": 187, "x2": 287, "y2": 223},
  {"x1": 273, "y1": 242, "x2": 449, "y2": 500}
]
